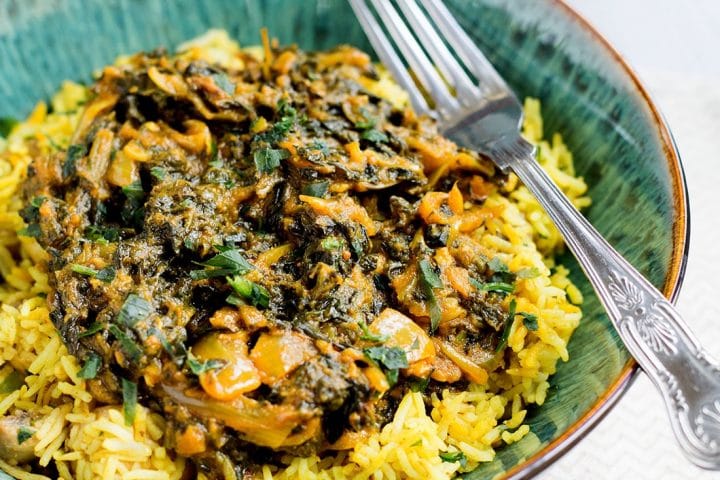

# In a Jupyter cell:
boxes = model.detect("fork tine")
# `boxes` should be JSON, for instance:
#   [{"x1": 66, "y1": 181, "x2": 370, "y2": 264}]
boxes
[
  {"x1": 348, "y1": 0, "x2": 431, "y2": 115},
  {"x1": 395, "y1": 0, "x2": 481, "y2": 103},
  {"x1": 420, "y1": 0, "x2": 506, "y2": 91},
  {"x1": 368, "y1": 0, "x2": 460, "y2": 116}
]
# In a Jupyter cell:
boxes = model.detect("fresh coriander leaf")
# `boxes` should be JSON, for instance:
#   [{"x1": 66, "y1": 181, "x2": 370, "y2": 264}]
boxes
[
  {"x1": 439, "y1": 451, "x2": 467, "y2": 468},
  {"x1": 418, "y1": 259, "x2": 442, "y2": 288},
  {"x1": 191, "y1": 247, "x2": 254, "y2": 279},
  {"x1": 84, "y1": 225, "x2": 120, "y2": 243},
  {"x1": 226, "y1": 293, "x2": 243, "y2": 306},
  {"x1": 496, "y1": 298, "x2": 517, "y2": 353},
  {"x1": 186, "y1": 353, "x2": 226, "y2": 375},
  {"x1": 354, "y1": 109, "x2": 377, "y2": 130},
  {"x1": 253, "y1": 147, "x2": 288, "y2": 173},
  {"x1": 117, "y1": 293, "x2": 153, "y2": 327},
  {"x1": 0, "y1": 370, "x2": 23, "y2": 394},
  {"x1": 121, "y1": 180, "x2": 145, "y2": 199},
  {"x1": 30, "y1": 196, "x2": 45, "y2": 208},
  {"x1": 0, "y1": 117, "x2": 18, "y2": 138},
  {"x1": 121, "y1": 378, "x2": 137, "y2": 426},
  {"x1": 470, "y1": 279, "x2": 515, "y2": 294},
  {"x1": 364, "y1": 345, "x2": 408, "y2": 370},
  {"x1": 520, "y1": 312, "x2": 539, "y2": 331},
  {"x1": 211, "y1": 72, "x2": 235, "y2": 95},
  {"x1": 360, "y1": 128, "x2": 388, "y2": 143},
  {"x1": 18, "y1": 223, "x2": 41, "y2": 238},
  {"x1": 71, "y1": 264, "x2": 98, "y2": 277},
  {"x1": 149, "y1": 327, "x2": 187, "y2": 365},
  {"x1": 63, "y1": 144, "x2": 87, "y2": 178},
  {"x1": 150, "y1": 166, "x2": 167, "y2": 179},
  {"x1": 358, "y1": 319, "x2": 389, "y2": 343},
  {"x1": 109, "y1": 325, "x2": 142, "y2": 362},
  {"x1": 308, "y1": 140, "x2": 329, "y2": 155},
  {"x1": 409, "y1": 376, "x2": 431, "y2": 393},
  {"x1": 78, "y1": 322, "x2": 104, "y2": 338},
  {"x1": 95, "y1": 267, "x2": 116, "y2": 283},
  {"x1": 517, "y1": 267, "x2": 540, "y2": 279},
  {"x1": 17, "y1": 426, "x2": 34, "y2": 445},
  {"x1": 385, "y1": 368, "x2": 399, "y2": 387},
  {"x1": 227, "y1": 275, "x2": 270, "y2": 309},
  {"x1": 302, "y1": 180, "x2": 330, "y2": 198},
  {"x1": 320, "y1": 237, "x2": 343, "y2": 250},
  {"x1": 487, "y1": 257, "x2": 509, "y2": 273},
  {"x1": 77, "y1": 352, "x2": 102, "y2": 380}
]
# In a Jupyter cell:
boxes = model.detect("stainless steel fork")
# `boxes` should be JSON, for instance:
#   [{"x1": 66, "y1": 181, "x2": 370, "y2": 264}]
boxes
[{"x1": 350, "y1": 0, "x2": 720, "y2": 470}]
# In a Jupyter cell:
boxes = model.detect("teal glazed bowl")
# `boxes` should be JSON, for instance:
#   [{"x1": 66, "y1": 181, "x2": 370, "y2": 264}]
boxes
[{"x1": 0, "y1": 0, "x2": 689, "y2": 478}]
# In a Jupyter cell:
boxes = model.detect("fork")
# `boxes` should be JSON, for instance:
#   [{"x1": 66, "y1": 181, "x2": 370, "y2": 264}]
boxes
[{"x1": 350, "y1": 0, "x2": 720, "y2": 470}]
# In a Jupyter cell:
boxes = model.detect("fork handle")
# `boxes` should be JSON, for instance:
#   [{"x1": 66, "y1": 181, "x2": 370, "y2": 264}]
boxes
[{"x1": 501, "y1": 137, "x2": 720, "y2": 469}]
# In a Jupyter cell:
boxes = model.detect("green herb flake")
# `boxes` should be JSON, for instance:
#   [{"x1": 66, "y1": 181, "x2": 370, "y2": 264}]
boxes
[
  {"x1": 18, "y1": 223, "x2": 41, "y2": 238},
  {"x1": 360, "y1": 128, "x2": 388, "y2": 144},
  {"x1": 109, "y1": 325, "x2": 142, "y2": 362},
  {"x1": 186, "y1": 353, "x2": 226, "y2": 375},
  {"x1": 211, "y1": 72, "x2": 235, "y2": 96},
  {"x1": 121, "y1": 180, "x2": 145, "y2": 199},
  {"x1": 117, "y1": 293, "x2": 153, "y2": 327},
  {"x1": 496, "y1": 298, "x2": 517, "y2": 353},
  {"x1": 77, "y1": 352, "x2": 102, "y2": 380},
  {"x1": 84, "y1": 225, "x2": 120, "y2": 244},
  {"x1": 308, "y1": 140, "x2": 330, "y2": 155},
  {"x1": 470, "y1": 279, "x2": 515, "y2": 294},
  {"x1": 150, "y1": 166, "x2": 167, "y2": 180},
  {"x1": 363, "y1": 345, "x2": 409, "y2": 370},
  {"x1": 358, "y1": 320, "x2": 388, "y2": 343},
  {"x1": 191, "y1": 247, "x2": 254, "y2": 279},
  {"x1": 70, "y1": 264, "x2": 98, "y2": 277},
  {"x1": 121, "y1": 378, "x2": 137, "y2": 426},
  {"x1": 0, "y1": 370, "x2": 24, "y2": 394},
  {"x1": 302, "y1": 180, "x2": 330, "y2": 198},
  {"x1": 385, "y1": 368, "x2": 399, "y2": 387},
  {"x1": 517, "y1": 267, "x2": 541, "y2": 279},
  {"x1": 320, "y1": 237, "x2": 343, "y2": 251},
  {"x1": 487, "y1": 257, "x2": 509, "y2": 273},
  {"x1": 418, "y1": 259, "x2": 443, "y2": 332},
  {"x1": 409, "y1": 376, "x2": 431, "y2": 393},
  {"x1": 0, "y1": 117, "x2": 18, "y2": 138},
  {"x1": 227, "y1": 275, "x2": 270, "y2": 309},
  {"x1": 17, "y1": 426, "x2": 34, "y2": 445},
  {"x1": 78, "y1": 322, "x2": 104, "y2": 338},
  {"x1": 63, "y1": 144, "x2": 87, "y2": 178},
  {"x1": 439, "y1": 451, "x2": 467, "y2": 468},
  {"x1": 253, "y1": 147, "x2": 289, "y2": 173},
  {"x1": 520, "y1": 312, "x2": 539, "y2": 331}
]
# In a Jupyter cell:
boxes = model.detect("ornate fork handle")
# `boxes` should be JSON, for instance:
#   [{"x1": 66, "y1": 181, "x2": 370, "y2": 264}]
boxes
[{"x1": 489, "y1": 136, "x2": 720, "y2": 469}]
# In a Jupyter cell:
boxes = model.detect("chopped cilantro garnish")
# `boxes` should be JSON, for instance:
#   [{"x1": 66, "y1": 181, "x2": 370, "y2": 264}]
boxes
[
  {"x1": 77, "y1": 352, "x2": 102, "y2": 380},
  {"x1": 409, "y1": 376, "x2": 431, "y2": 393},
  {"x1": 253, "y1": 147, "x2": 289, "y2": 173},
  {"x1": 358, "y1": 319, "x2": 388, "y2": 343},
  {"x1": 121, "y1": 378, "x2": 137, "y2": 426},
  {"x1": 17, "y1": 426, "x2": 34, "y2": 445},
  {"x1": 320, "y1": 237, "x2": 343, "y2": 250},
  {"x1": 186, "y1": 353, "x2": 226, "y2": 375},
  {"x1": 227, "y1": 275, "x2": 270, "y2": 309},
  {"x1": 360, "y1": 128, "x2": 388, "y2": 143},
  {"x1": 439, "y1": 451, "x2": 467, "y2": 468},
  {"x1": 470, "y1": 279, "x2": 515, "y2": 294},
  {"x1": 487, "y1": 257, "x2": 509, "y2": 272},
  {"x1": 520, "y1": 312, "x2": 539, "y2": 331},
  {"x1": 108, "y1": 325, "x2": 142, "y2": 362},
  {"x1": 302, "y1": 180, "x2": 330, "y2": 198},
  {"x1": 517, "y1": 267, "x2": 541, "y2": 279},
  {"x1": 496, "y1": 298, "x2": 517, "y2": 353},
  {"x1": 190, "y1": 246, "x2": 254, "y2": 279},
  {"x1": 18, "y1": 223, "x2": 41, "y2": 238},
  {"x1": 70, "y1": 264, "x2": 115, "y2": 283},
  {"x1": 363, "y1": 345, "x2": 408, "y2": 370},
  {"x1": 78, "y1": 322, "x2": 104, "y2": 338},
  {"x1": 418, "y1": 259, "x2": 443, "y2": 332},
  {"x1": 150, "y1": 166, "x2": 167, "y2": 179},
  {"x1": 117, "y1": 293, "x2": 153, "y2": 327},
  {"x1": 84, "y1": 225, "x2": 120, "y2": 244},
  {"x1": 121, "y1": 180, "x2": 145, "y2": 199}
]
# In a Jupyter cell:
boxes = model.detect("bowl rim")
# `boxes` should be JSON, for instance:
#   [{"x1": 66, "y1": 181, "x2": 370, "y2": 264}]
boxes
[{"x1": 503, "y1": 1, "x2": 691, "y2": 478}]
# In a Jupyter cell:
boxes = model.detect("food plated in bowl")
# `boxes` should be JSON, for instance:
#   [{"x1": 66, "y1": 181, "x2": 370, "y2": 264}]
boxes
[{"x1": 0, "y1": 1, "x2": 689, "y2": 479}]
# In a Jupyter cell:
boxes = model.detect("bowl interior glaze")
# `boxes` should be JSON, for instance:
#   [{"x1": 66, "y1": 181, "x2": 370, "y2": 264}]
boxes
[{"x1": 0, "y1": 0, "x2": 688, "y2": 478}]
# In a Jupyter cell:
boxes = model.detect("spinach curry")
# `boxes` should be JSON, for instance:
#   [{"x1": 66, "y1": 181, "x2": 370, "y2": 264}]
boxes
[{"x1": 20, "y1": 41, "x2": 522, "y2": 474}]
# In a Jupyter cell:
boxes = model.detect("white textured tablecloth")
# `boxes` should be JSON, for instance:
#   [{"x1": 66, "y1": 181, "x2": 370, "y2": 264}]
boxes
[{"x1": 540, "y1": 73, "x2": 720, "y2": 479}]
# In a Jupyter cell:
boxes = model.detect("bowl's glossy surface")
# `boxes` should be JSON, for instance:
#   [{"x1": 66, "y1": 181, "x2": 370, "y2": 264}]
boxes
[{"x1": 0, "y1": 0, "x2": 688, "y2": 477}]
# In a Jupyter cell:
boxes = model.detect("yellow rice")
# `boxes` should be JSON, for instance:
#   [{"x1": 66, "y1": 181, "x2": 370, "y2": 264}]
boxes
[{"x1": 0, "y1": 30, "x2": 589, "y2": 480}]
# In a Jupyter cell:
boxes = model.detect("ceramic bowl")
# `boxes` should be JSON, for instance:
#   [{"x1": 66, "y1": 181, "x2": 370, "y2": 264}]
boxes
[{"x1": 0, "y1": 0, "x2": 689, "y2": 477}]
